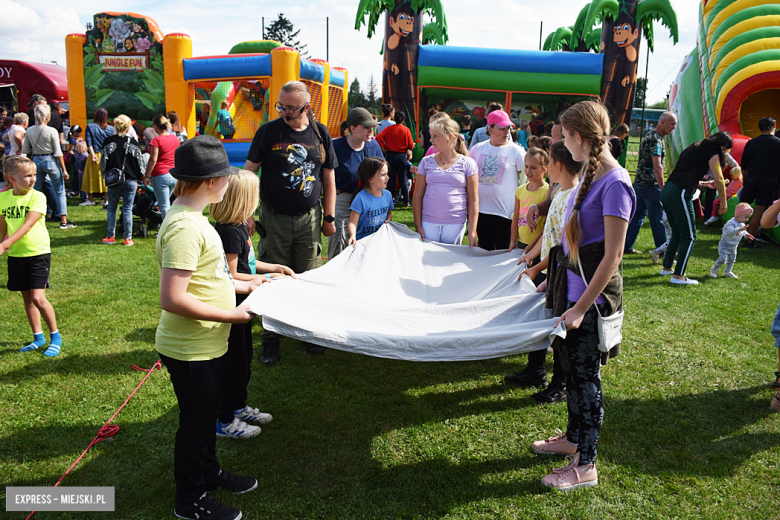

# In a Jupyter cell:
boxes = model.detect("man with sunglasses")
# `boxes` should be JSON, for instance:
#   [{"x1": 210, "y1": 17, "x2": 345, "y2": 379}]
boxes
[{"x1": 245, "y1": 81, "x2": 338, "y2": 365}]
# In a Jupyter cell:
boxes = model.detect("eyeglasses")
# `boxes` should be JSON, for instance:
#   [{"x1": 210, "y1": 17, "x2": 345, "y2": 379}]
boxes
[{"x1": 275, "y1": 103, "x2": 307, "y2": 114}]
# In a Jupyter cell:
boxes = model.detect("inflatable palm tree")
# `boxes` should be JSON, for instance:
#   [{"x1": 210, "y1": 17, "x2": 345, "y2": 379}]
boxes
[
  {"x1": 544, "y1": 3, "x2": 602, "y2": 53},
  {"x1": 579, "y1": 0, "x2": 679, "y2": 127},
  {"x1": 355, "y1": 0, "x2": 448, "y2": 121},
  {"x1": 543, "y1": 27, "x2": 573, "y2": 51}
]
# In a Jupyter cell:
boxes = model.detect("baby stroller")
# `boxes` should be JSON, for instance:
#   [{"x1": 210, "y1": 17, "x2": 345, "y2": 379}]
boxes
[{"x1": 117, "y1": 184, "x2": 163, "y2": 238}]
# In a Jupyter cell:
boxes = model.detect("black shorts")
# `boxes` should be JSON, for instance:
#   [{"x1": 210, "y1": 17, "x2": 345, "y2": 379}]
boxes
[
  {"x1": 740, "y1": 180, "x2": 780, "y2": 207},
  {"x1": 7, "y1": 254, "x2": 51, "y2": 291}
]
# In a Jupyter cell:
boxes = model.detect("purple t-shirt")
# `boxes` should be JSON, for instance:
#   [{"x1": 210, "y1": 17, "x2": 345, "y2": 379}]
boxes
[
  {"x1": 563, "y1": 167, "x2": 636, "y2": 303},
  {"x1": 417, "y1": 154, "x2": 478, "y2": 225}
]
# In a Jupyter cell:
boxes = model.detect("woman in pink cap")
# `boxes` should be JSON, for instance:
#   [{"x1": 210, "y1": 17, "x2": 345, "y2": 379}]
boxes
[{"x1": 469, "y1": 110, "x2": 527, "y2": 250}]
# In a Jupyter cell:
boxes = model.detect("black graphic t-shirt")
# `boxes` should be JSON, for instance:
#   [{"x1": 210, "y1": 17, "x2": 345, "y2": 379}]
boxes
[{"x1": 247, "y1": 118, "x2": 338, "y2": 214}]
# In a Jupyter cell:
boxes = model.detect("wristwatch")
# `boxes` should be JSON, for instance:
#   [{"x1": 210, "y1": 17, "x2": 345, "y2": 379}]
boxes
[{"x1": 323, "y1": 215, "x2": 335, "y2": 223}]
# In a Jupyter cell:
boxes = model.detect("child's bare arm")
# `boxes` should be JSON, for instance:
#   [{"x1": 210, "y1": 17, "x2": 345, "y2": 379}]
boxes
[
  {"x1": 234, "y1": 278, "x2": 265, "y2": 295},
  {"x1": 761, "y1": 199, "x2": 780, "y2": 229},
  {"x1": 0, "y1": 211, "x2": 42, "y2": 255},
  {"x1": 160, "y1": 267, "x2": 252, "y2": 323},
  {"x1": 255, "y1": 261, "x2": 296, "y2": 278},
  {"x1": 518, "y1": 235, "x2": 543, "y2": 266},
  {"x1": 508, "y1": 197, "x2": 520, "y2": 252},
  {"x1": 348, "y1": 210, "x2": 359, "y2": 247},
  {"x1": 0, "y1": 214, "x2": 7, "y2": 245},
  {"x1": 519, "y1": 255, "x2": 548, "y2": 282}
]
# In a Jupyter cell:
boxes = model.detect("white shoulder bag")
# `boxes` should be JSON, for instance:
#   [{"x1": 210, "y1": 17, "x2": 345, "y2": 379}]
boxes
[{"x1": 577, "y1": 258, "x2": 624, "y2": 353}]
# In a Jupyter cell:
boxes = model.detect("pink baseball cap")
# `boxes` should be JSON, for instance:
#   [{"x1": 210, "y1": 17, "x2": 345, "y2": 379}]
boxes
[{"x1": 487, "y1": 110, "x2": 515, "y2": 129}]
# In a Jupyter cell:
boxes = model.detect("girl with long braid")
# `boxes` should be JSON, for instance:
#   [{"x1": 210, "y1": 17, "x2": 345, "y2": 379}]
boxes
[{"x1": 531, "y1": 101, "x2": 635, "y2": 490}]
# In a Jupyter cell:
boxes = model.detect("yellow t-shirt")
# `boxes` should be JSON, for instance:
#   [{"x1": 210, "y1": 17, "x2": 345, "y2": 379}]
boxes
[
  {"x1": 0, "y1": 189, "x2": 51, "y2": 257},
  {"x1": 515, "y1": 182, "x2": 549, "y2": 245},
  {"x1": 155, "y1": 204, "x2": 235, "y2": 361}
]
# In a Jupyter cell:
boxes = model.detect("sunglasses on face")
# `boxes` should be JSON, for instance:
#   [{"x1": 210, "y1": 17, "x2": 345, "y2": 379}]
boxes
[{"x1": 275, "y1": 103, "x2": 307, "y2": 114}]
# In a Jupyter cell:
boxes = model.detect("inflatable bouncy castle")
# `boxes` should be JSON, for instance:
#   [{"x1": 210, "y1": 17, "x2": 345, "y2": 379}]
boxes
[
  {"x1": 669, "y1": 0, "x2": 780, "y2": 165},
  {"x1": 66, "y1": 12, "x2": 349, "y2": 166}
]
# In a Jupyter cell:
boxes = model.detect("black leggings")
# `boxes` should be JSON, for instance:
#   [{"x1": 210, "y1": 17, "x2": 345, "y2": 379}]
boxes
[
  {"x1": 218, "y1": 318, "x2": 253, "y2": 423},
  {"x1": 560, "y1": 302, "x2": 606, "y2": 466}
]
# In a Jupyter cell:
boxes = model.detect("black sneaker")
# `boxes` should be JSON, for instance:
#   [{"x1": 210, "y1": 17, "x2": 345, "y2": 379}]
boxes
[
  {"x1": 59, "y1": 220, "x2": 77, "y2": 229},
  {"x1": 504, "y1": 369, "x2": 548, "y2": 389},
  {"x1": 260, "y1": 341, "x2": 279, "y2": 365},
  {"x1": 744, "y1": 240, "x2": 760, "y2": 249},
  {"x1": 303, "y1": 341, "x2": 324, "y2": 355},
  {"x1": 206, "y1": 470, "x2": 258, "y2": 495},
  {"x1": 174, "y1": 492, "x2": 241, "y2": 520},
  {"x1": 772, "y1": 371, "x2": 780, "y2": 389},
  {"x1": 531, "y1": 386, "x2": 567, "y2": 404}
]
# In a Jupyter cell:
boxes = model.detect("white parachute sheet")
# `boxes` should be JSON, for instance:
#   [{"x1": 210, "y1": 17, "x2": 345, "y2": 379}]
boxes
[{"x1": 245, "y1": 223, "x2": 565, "y2": 362}]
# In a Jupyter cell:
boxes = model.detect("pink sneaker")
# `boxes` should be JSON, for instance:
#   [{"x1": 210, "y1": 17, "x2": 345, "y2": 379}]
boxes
[
  {"x1": 771, "y1": 392, "x2": 780, "y2": 413},
  {"x1": 541, "y1": 453, "x2": 598, "y2": 491},
  {"x1": 531, "y1": 428, "x2": 578, "y2": 456}
]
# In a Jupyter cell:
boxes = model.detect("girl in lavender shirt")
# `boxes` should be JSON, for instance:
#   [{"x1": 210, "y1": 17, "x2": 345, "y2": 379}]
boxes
[
  {"x1": 412, "y1": 118, "x2": 479, "y2": 246},
  {"x1": 530, "y1": 101, "x2": 635, "y2": 491}
]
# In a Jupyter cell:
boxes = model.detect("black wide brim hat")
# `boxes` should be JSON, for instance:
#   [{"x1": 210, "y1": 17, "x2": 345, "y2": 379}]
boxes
[{"x1": 169, "y1": 135, "x2": 239, "y2": 181}]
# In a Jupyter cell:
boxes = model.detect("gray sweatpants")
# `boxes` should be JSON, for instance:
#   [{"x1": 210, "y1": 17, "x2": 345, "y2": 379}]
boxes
[{"x1": 713, "y1": 243, "x2": 738, "y2": 273}]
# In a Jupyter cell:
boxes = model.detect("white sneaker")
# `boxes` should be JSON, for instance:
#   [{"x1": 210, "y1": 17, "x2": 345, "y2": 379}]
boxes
[
  {"x1": 671, "y1": 277, "x2": 699, "y2": 285},
  {"x1": 704, "y1": 216, "x2": 718, "y2": 226},
  {"x1": 709, "y1": 267, "x2": 718, "y2": 278},
  {"x1": 78, "y1": 200, "x2": 96, "y2": 206},
  {"x1": 216, "y1": 417, "x2": 261, "y2": 439},
  {"x1": 660, "y1": 268, "x2": 674, "y2": 275},
  {"x1": 234, "y1": 406, "x2": 273, "y2": 425},
  {"x1": 723, "y1": 271, "x2": 738, "y2": 279},
  {"x1": 648, "y1": 250, "x2": 661, "y2": 265}
]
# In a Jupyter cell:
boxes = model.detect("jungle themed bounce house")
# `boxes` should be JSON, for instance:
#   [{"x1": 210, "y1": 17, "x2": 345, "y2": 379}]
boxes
[
  {"x1": 65, "y1": 12, "x2": 349, "y2": 166},
  {"x1": 355, "y1": 0, "x2": 679, "y2": 149}
]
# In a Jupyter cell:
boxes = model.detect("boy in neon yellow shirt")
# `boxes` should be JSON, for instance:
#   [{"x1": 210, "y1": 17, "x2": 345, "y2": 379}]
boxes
[{"x1": 0, "y1": 156, "x2": 63, "y2": 357}]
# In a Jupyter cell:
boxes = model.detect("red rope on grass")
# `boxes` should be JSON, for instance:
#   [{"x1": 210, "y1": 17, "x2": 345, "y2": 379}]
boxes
[{"x1": 25, "y1": 360, "x2": 163, "y2": 520}]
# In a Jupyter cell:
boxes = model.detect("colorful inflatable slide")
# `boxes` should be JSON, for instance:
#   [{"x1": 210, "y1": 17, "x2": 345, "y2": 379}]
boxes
[
  {"x1": 670, "y1": 0, "x2": 780, "y2": 164},
  {"x1": 669, "y1": 0, "x2": 780, "y2": 240}
]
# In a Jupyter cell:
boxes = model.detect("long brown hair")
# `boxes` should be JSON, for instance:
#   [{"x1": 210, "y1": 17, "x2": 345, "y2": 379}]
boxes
[
  {"x1": 549, "y1": 140, "x2": 582, "y2": 175},
  {"x1": 560, "y1": 101, "x2": 611, "y2": 263},
  {"x1": 351, "y1": 156, "x2": 389, "y2": 203}
]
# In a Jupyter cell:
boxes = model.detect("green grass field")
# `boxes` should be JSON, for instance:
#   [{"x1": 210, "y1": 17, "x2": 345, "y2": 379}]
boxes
[{"x1": 1, "y1": 200, "x2": 779, "y2": 519}]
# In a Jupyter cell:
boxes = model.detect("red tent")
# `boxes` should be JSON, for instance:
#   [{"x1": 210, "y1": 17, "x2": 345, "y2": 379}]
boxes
[{"x1": 0, "y1": 60, "x2": 68, "y2": 111}]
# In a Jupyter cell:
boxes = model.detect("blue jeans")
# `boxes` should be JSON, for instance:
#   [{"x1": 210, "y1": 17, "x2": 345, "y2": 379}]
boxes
[
  {"x1": 772, "y1": 301, "x2": 780, "y2": 349},
  {"x1": 107, "y1": 179, "x2": 137, "y2": 240},
  {"x1": 32, "y1": 155, "x2": 66, "y2": 217},
  {"x1": 152, "y1": 174, "x2": 177, "y2": 221},
  {"x1": 625, "y1": 183, "x2": 666, "y2": 251}
]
